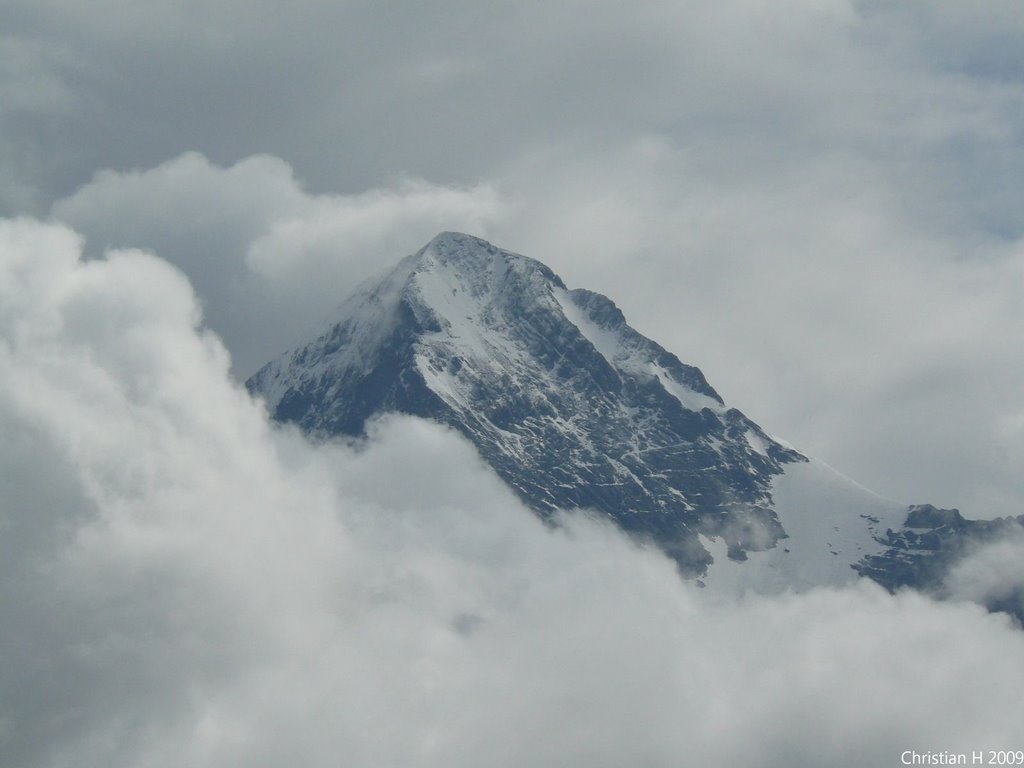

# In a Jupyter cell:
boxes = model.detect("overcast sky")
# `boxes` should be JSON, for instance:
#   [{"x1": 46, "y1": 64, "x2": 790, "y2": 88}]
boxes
[
  {"x1": 5, "y1": 0, "x2": 1024, "y2": 517},
  {"x1": 4, "y1": 2, "x2": 1024, "y2": 764},
  {"x1": 3, "y1": 0, "x2": 1024, "y2": 515}
]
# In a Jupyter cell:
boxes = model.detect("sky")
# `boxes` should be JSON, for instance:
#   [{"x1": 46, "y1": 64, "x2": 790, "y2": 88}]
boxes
[
  {"x1": 4, "y1": 0, "x2": 1024, "y2": 516},
  {"x1": 3, "y1": 1, "x2": 1024, "y2": 765}
]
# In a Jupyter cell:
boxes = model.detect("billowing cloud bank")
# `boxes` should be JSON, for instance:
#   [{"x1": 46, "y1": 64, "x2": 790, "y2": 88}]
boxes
[{"x1": 3, "y1": 217, "x2": 1024, "y2": 766}]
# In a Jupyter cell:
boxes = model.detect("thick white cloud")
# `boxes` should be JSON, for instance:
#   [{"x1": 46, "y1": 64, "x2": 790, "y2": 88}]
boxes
[
  {"x1": 2, "y1": 3, "x2": 1023, "y2": 762},
  {"x1": 52, "y1": 152, "x2": 505, "y2": 377},
  {"x1": 3, "y1": 218, "x2": 1024, "y2": 767}
]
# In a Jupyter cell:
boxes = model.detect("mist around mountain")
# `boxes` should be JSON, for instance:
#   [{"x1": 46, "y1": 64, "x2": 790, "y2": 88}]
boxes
[
  {"x1": 249, "y1": 232, "x2": 1024, "y2": 615},
  {"x1": 6, "y1": 2, "x2": 1024, "y2": 763},
  {"x1": 4, "y1": 217, "x2": 1024, "y2": 767}
]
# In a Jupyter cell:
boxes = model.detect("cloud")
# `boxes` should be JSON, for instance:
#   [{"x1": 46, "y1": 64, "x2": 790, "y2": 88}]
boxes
[
  {"x1": 490, "y1": 137, "x2": 1024, "y2": 519},
  {"x1": 3, "y1": 216, "x2": 1024, "y2": 766},
  {"x1": 17, "y1": 0, "x2": 1024, "y2": 523},
  {"x1": 944, "y1": 527, "x2": 1024, "y2": 618},
  {"x1": 52, "y1": 136, "x2": 1024, "y2": 521},
  {"x1": 3, "y1": 3, "x2": 1023, "y2": 763},
  {"x1": 7, "y1": 0, "x2": 1022, "y2": 211},
  {"x1": 0, "y1": 33, "x2": 81, "y2": 213},
  {"x1": 52, "y1": 152, "x2": 506, "y2": 377}
]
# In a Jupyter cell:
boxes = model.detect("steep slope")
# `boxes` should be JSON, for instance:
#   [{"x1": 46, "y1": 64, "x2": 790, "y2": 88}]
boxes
[{"x1": 248, "y1": 232, "x2": 904, "y2": 580}]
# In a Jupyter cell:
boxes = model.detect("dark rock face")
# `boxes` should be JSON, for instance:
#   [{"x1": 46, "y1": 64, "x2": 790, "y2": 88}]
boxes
[
  {"x1": 248, "y1": 232, "x2": 805, "y2": 574},
  {"x1": 854, "y1": 504, "x2": 1024, "y2": 623}
]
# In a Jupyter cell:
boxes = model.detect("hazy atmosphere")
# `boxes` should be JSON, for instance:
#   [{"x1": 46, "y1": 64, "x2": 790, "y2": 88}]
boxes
[{"x1": 3, "y1": 1, "x2": 1024, "y2": 765}]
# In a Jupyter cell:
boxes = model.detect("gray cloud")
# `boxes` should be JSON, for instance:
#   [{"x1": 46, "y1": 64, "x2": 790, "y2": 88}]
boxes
[
  {"x1": 3, "y1": 216, "x2": 1024, "y2": 767},
  {"x1": 51, "y1": 152, "x2": 504, "y2": 377},
  {"x1": 4, "y1": 2, "x2": 1024, "y2": 758},
  {"x1": 50, "y1": 140, "x2": 1024, "y2": 520},
  {"x1": 9, "y1": 0, "x2": 1019, "y2": 518},
  {"x1": 944, "y1": 527, "x2": 1024, "y2": 617},
  {"x1": 5, "y1": 1, "x2": 1023, "y2": 219}
]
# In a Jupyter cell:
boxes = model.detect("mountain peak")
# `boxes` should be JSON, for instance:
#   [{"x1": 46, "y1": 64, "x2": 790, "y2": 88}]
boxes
[
  {"x1": 246, "y1": 234, "x2": 1018, "y2": 610},
  {"x1": 423, "y1": 230, "x2": 487, "y2": 252},
  {"x1": 415, "y1": 231, "x2": 492, "y2": 271},
  {"x1": 248, "y1": 232, "x2": 819, "y2": 574},
  {"x1": 408, "y1": 232, "x2": 565, "y2": 296}
]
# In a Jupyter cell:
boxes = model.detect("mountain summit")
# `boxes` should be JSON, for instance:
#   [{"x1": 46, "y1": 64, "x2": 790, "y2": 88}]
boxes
[{"x1": 248, "y1": 233, "x2": 915, "y2": 585}]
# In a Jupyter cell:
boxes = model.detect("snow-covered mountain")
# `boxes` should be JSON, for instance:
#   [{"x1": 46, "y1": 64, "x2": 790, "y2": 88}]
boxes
[{"x1": 246, "y1": 232, "x2": 952, "y2": 590}]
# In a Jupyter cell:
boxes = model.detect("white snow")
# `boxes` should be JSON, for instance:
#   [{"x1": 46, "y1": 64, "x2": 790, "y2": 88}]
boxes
[
  {"x1": 553, "y1": 287, "x2": 724, "y2": 414},
  {"x1": 701, "y1": 459, "x2": 905, "y2": 595},
  {"x1": 552, "y1": 287, "x2": 624, "y2": 367},
  {"x1": 251, "y1": 255, "x2": 418, "y2": 411},
  {"x1": 744, "y1": 429, "x2": 770, "y2": 457},
  {"x1": 649, "y1": 362, "x2": 725, "y2": 414}
]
